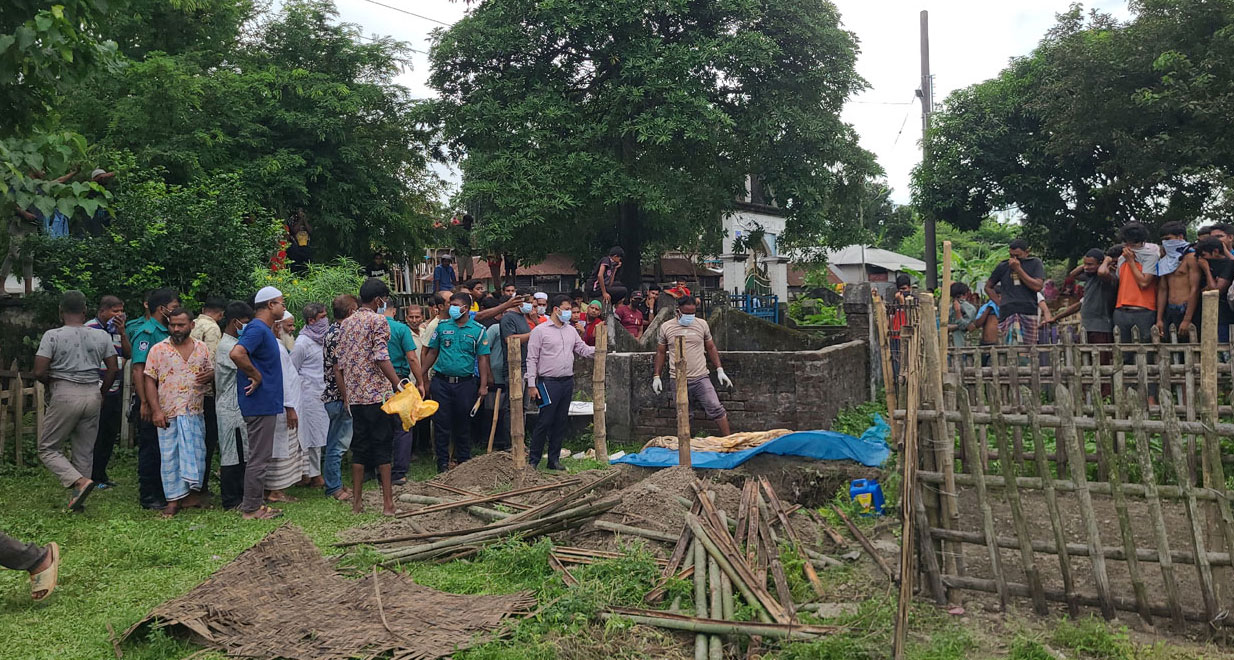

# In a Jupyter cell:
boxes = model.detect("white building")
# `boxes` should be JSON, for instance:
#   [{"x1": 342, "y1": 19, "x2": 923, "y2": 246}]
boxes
[
  {"x1": 718, "y1": 176, "x2": 790, "y2": 303},
  {"x1": 821, "y1": 245, "x2": 926, "y2": 284}
]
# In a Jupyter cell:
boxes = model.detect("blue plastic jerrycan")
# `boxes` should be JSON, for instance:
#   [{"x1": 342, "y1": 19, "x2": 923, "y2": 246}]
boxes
[{"x1": 849, "y1": 479, "x2": 885, "y2": 516}]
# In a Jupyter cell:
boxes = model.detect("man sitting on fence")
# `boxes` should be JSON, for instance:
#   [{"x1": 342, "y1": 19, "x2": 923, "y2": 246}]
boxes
[
  {"x1": 33, "y1": 290, "x2": 119, "y2": 511},
  {"x1": 984, "y1": 239, "x2": 1046, "y2": 345},
  {"x1": 144, "y1": 308, "x2": 214, "y2": 517}
]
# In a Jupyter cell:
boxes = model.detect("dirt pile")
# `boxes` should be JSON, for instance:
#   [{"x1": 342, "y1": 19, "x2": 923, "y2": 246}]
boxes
[
  {"x1": 429, "y1": 451, "x2": 558, "y2": 491},
  {"x1": 592, "y1": 465, "x2": 743, "y2": 538}
]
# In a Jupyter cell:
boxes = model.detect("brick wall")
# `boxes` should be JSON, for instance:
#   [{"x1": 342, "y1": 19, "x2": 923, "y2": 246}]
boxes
[{"x1": 604, "y1": 340, "x2": 869, "y2": 444}]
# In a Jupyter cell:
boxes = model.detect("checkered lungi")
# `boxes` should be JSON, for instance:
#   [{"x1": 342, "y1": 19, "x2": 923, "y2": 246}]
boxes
[
  {"x1": 158, "y1": 414, "x2": 206, "y2": 501},
  {"x1": 998, "y1": 313, "x2": 1039, "y2": 346}
]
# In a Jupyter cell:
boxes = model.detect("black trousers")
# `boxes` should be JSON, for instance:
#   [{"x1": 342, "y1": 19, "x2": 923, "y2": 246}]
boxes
[
  {"x1": 203, "y1": 396, "x2": 218, "y2": 492},
  {"x1": 131, "y1": 399, "x2": 166, "y2": 508},
  {"x1": 219, "y1": 429, "x2": 246, "y2": 510},
  {"x1": 91, "y1": 393, "x2": 123, "y2": 483},
  {"x1": 529, "y1": 378, "x2": 573, "y2": 467},
  {"x1": 430, "y1": 378, "x2": 478, "y2": 471}
]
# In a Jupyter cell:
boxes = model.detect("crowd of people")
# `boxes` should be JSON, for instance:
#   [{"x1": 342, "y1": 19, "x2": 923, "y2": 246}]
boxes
[
  {"x1": 3, "y1": 246, "x2": 734, "y2": 600},
  {"x1": 902, "y1": 222, "x2": 1234, "y2": 352}
]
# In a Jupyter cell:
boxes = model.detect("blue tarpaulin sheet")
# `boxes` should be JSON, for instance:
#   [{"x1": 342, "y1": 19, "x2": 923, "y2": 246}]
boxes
[{"x1": 612, "y1": 414, "x2": 891, "y2": 469}]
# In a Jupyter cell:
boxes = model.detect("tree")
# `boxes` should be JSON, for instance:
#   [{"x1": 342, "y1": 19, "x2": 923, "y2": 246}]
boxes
[
  {"x1": 27, "y1": 173, "x2": 280, "y2": 313},
  {"x1": 423, "y1": 0, "x2": 878, "y2": 287},
  {"x1": 65, "y1": 0, "x2": 441, "y2": 260},
  {"x1": 913, "y1": 1, "x2": 1234, "y2": 259},
  {"x1": 1, "y1": 0, "x2": 118, "y2": 286}
]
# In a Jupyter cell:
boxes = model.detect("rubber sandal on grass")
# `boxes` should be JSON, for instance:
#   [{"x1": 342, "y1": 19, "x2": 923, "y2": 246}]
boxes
[
  {"x1": 30, "y1": 543, "x2": 59, "y2": 601},
  {"x1": 68, "y1": 481, "x2": 96, "y2": 512}
]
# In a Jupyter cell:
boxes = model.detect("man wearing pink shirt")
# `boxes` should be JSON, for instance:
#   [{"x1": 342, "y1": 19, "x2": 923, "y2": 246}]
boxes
[{"x1": 525, "y1": 295, "x2": 595, "y2": 469}]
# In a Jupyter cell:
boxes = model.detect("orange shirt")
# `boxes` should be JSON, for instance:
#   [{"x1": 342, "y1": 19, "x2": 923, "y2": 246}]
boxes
[{"x1": 1115, "y1": 259, "x2": 1156, "y2": 310}]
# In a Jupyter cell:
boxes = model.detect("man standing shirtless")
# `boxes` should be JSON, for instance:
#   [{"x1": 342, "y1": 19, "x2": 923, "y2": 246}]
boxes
[{"x1": 1156, "y1": 221, "x2": 1200, "y2": 340}]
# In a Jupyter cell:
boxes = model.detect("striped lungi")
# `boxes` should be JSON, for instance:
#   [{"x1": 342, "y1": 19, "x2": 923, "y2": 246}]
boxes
[
  {"x1": 998, "y1": 313, "x2": 1039, "y2": 345},
  {"x1": 158, "y1": 414, "x2": 206, "y2": 501}
]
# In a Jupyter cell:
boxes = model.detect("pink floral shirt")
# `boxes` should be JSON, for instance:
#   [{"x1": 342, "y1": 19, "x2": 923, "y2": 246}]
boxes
[
  {"x1": 337, "y1": 307, "x2": 392, "y2": 406},
  {"x1": 144, "y1": 338, "x2": 212, "y2": 417}
]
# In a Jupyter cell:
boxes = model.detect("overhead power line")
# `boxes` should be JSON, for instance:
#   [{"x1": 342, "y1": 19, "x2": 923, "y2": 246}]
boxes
[{"x1": 354, "y1": 0, "x2": 451, "y2": 26}]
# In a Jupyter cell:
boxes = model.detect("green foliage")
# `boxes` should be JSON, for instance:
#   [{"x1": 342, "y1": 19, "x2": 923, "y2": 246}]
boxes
[
  {"x1": 0, "y1": 1, "x2": 117, "y2": 220},
  {"x1": 28, "y1": 173, "x2": 280, "y2": 315},
  {"x1": 253, "y1": 258, "x2": 365, "y2": 323},
  {"x1": 773, "y1": 595, "x2": 974, "y2": 660},
  {"x1": 913, "y1": 1, "x2": 1234, "y2": 259},
  {"x1": 788, "y1": 296, "x2": 846, "y2": 327},
  {"x1": 1049, "y1": 616, "x2": 1132, "y2": 659},
  {"x1": 831, "y1": 398, "x2": 888, "y2": 438},
  {"x1": 62, "y1": 0, "x2": 442, "y2": 261},
  {"x1": 423, "y1": 0, "x2": 879, "y2": 282}
]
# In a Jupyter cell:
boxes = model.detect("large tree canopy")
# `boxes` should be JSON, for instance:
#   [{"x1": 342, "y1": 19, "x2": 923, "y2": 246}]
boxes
[
  {"x1": 913, "y1": 0, "x2": 1234, "y2": 259},
  {"x1": 423, "y1": 0, "x2": 878, "y2": 284},
  {"x1": 64, "y1": 0, "x2": 441, "y2": 259}
]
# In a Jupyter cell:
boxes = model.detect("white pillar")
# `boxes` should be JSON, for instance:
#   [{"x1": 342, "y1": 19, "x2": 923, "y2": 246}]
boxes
[
  {"x1": 763, "y1": 256, "x2": 790, "y2": 303},
  {"x1": 720, "y1": 254, "x2": 745, "y2": 294}
]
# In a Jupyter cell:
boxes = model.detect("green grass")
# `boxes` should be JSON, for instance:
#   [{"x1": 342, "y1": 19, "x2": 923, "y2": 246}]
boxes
[{"x1": 0, "y1": 449, "x2": 421, "y2": 660}]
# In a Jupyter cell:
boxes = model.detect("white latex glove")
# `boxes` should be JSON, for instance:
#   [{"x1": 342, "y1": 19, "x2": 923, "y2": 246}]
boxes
[
  {"x1": 652, "y1": 375, "x2": 663, "y2": 394},
  {"x1": 716, "y1": 368, "x2": 732, "y2": 389}
]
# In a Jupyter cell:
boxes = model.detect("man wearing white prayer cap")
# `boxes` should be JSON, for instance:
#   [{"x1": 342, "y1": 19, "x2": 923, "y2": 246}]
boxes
[{"x1": 228, "y1": 286, "x2": 289, "y2": 519}]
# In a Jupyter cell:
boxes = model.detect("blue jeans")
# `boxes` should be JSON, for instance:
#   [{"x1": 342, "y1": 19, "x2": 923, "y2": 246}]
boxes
[{"x1": 323, "y1": 400, "x2": 353, "y2": 495}]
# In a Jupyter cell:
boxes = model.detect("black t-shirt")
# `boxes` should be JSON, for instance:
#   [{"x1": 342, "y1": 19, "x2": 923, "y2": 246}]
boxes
[
  {"x1": 990, "y1": 257, "x2": 1046, "y2": 318},
  {"x1": 499, "y1": 310, "x2": 532, "y2": 372},
  {"x1": 1209, "y1": 258, "x2": 1234, "y2": 326},
  {"x1": 366, "y1": 263, "x2": 388, "y2": 279}
]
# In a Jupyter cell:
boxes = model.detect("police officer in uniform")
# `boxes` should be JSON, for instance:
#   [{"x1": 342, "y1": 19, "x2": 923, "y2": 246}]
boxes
[
  {"x1": 421, "y1": 292, "x2": 491, "y2": 473},
  {"x1": 129, "y1": 287, "x2": 179, "y2": 510}
]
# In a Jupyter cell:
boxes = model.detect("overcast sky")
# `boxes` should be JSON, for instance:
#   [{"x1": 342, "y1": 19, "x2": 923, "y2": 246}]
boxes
[{"x1": 334, "y1": 0, "x2": 1132, "y2": 205}]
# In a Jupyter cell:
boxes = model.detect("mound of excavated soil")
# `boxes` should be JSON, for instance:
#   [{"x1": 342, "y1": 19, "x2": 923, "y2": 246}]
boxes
[{"x1": 429, "y1": 451, "x2": 559, "y2": 491}]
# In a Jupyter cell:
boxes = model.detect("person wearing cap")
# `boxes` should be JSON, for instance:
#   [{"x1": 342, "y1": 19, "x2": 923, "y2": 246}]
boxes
[
  {"x1": 143, "y1": 307, "x2": 214, "y2": 517},
  {"x1": 130, "y1": 287, "x2": 180, "y2": 511},
  {"x1": 433, "y1": 254, "x2": 457, "y2": 293},
  {"x1": 229, "y1": 285, "x2": 289, "y2": 520},
  {"x1": 421, "y1": 291, "x2": 492, "y2": 473},
  {"x1": 336, "y1": 278, "x2": 405, "y2": 514},
  {"x1": 526, "y1": 295, "x2": 595, "y2": 469},
  {"x1": 532, "y1": 292, "x2": 549, "y2": 326},
  {"x1": 264, "y1": 310, "x2": 304, "y2": 501},
  {"x1": 653, "y1": 297, "x2": 733, "y2": 436},
  {"x1": 580, "y1": 300, "x2": 604, "y2": 346},
  {"x1": 33, "y1": 290, "x2": 119, "y2": 511}
]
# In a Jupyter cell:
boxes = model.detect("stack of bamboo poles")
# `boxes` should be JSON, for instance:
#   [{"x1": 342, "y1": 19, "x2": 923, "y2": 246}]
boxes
[
  {"x1": 601, "y1": 478, "x2": 837, "y2": 657},
  {"x1": 374, "y1": 473, "x2": 621, "y2": 566}
]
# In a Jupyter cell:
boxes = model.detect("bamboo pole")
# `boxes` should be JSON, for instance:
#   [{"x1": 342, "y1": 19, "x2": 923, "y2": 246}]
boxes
[
  {"x1": 939, "y1": 240, "x2": 952, "y2": 359},
  {"x1": 1093, "y1": 389, "x2": 1153, "y2": 626},
  {"x1": 1128, "y1": 391, "x2": 1186, "y2": 630},
  {"x1": 120, "y1": 360, "x2": 132, "y2": 448},
  {"x1": 592, "y1": 321, "x2": 608, "y2": 459},
  {"x1": 430, "y1": 482, "x2": 531, "y2": 511},
  {"x1": 1024, "y1": 387, "x2": 1080, "y2": 618},
  {"x1": 928, "y1": 526, "x2": 1234, "y2": 567},
  {"x1": 987, "y1": 384, "x2": 1048, "y2": 615},
  {"x1": 693, "y1": 537, "x2": 708, "y2": 660},
  {"x1": 675, "y1": 336, "x2": 691, "y2": 467},
  {"x1": 507, "y1": 337, "x2": 526, "y2": 470},
  {"x1": 1058, "y1": 385, "x2": 1117, "y2": 620},
  {"x1": 686, "y1": 513, "x2": 783, "y2": 624},
  {"x1": 894, "y1": 320, "x2": 922, "y2": 660},
  {"x1": 956, "y1": 387, "x2": 1008, "y2": 611},
  {"x1": 33, "y1": 381, "x2": 43, "y2": 445},
  {"x1": 600, "y1": 609, "x2": 836, "y2": 640},
  {"x1": 0, "y1": 376, "x2": 7, "y2": 463},
  {"x1": 593, "y1": 520, "x2": 678, "y2": 543},
  {"x1": 13, "y1": 366, "x2": 23, "y2": 468},
  {"x1": 708, "y1": 546, "x2": 722, "y2": 660},
  {"x1": 486, "y1": 390, "x2": 502, "y2": 453},
  {"x1": 915, "y1": 295, "x2": 961, "y2": 596},
  {"x1": 871, "y1": 289, "x2": 898, "y2": 446},
  {"x1": 758, "y1": 477, "x2": 824, "y2": 598},
  {"x1": 397, "y1": 480, "x2": 578, "y2": 517},
  {"x1": 893, "y1": 409, "x2": 1234, "y2": 437},
  {"x1": 718, "y1": 510, "x2": 734, "y2": 621}
]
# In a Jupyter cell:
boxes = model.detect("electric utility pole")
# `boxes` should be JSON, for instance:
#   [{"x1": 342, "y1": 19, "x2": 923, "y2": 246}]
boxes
[{"x1": 919, "y1": 9, "x2": 937, "y2": 290}]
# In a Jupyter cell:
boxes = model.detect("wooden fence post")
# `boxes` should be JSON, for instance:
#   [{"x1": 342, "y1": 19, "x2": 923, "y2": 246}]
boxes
[
  {"x1": 675, "y1": 336, "x2": 691, "y2": 468},
  {"x1": 12, "y1": 364, "x2": 24, "y2": 468},
  {"x1": 894, "y1": 323, "x2": 925, "y2": 660},
  {"x1": 121, "y1": 360, "x2": 132, "y2": 449},
  {"x1": 34, "y1": 380, "x2": 44, "y2": 445},
  {"x1": 506, "y1": 337, "x2": 526, "y2": 470},
  {"x1": 592, "y1": 322, "x2": 608, "y2": 460},
  {"x1": 939, "y1": 240, "x2": 953, "y2": 360},
  {"x1": 916, "y1": 292, "x2": 960, "y2": 595},
  {"x1": 871, "y1": 289, "x2": 898, "y2": 446}
]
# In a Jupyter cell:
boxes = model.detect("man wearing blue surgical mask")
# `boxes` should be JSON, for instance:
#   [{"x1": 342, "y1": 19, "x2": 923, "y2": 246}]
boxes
[
  {"x1": 653, "y1": 298, "x2": 733, "y2": 436},
  {"x1": 422, "y1": 292, "x2": 492, "y2": 473},
  {"x1": 525, "y1": 295, "x2": 595, "y2": 469}
]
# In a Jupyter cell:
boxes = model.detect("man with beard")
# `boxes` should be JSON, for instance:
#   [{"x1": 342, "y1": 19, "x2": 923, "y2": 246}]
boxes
[
  {"x1": 144, "y1": 308, "x2": 214, "y2": 517},
  {"x1": 215, "y1": 301, "x2": 252, "y2": 510}
]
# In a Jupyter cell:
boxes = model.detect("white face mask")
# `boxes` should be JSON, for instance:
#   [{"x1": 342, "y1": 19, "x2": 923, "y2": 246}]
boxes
[
  {"x1": 520, "y1": 302, "x2": 534, "y2": 314},
  {"x1": 537, "y1": 305, "x2": 546, "y2": 315},
  {"x1": 558, "y1": 309, "x2": 573, "y2": 323}
]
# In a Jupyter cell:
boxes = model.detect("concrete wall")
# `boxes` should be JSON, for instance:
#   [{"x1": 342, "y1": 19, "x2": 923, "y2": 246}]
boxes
[{"x1": 603, "y1": 340, "x2": 869, "y2": 444}]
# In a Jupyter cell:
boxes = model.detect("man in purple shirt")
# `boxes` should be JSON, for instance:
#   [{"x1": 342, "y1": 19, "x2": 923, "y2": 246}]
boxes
[{"x1": 526, "y1": 294, "x2": 595, "y2": 469}]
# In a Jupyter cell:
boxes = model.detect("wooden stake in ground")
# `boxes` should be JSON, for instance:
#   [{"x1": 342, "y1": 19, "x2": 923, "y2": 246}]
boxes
[
  {"x1": 939, "y1": 239, "x2": 952, "y2": 359},
  {"x1": 13, "y1": 365, "x2": 24, "y2": 468},
  {"x1": 894, "y1": 323, "x2": 922, "y2": 660},
  {"x1": 506, "y1": 337, "x2": 526, "y2": 469},
  {"x1": 486, "y1": 389, "x2": 503, "y2": 453},
  {"x1": 593, "y1": 321, "x2": 608, "y2": 459},
  {"x1": 870, "y1": 289, "x2": 898, "y2": 446},
  {"x1": 675, "y1": 336, "x2": 691, "y2": 467}
]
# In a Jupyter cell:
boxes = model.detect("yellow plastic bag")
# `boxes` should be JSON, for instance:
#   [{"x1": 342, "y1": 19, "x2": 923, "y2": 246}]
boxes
[{"x1": 381, "y1": 381, "x2": 439, "y2": 431}]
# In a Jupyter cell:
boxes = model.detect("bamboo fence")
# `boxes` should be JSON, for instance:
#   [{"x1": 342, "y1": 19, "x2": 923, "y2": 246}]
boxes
[{"x1": 882, "y1": 289, "x2": 1234, "y2": 629}]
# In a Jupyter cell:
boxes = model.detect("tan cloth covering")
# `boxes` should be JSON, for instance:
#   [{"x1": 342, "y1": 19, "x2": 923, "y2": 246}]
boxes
[{"x1": 643, "y1": 429, "x2": 793, "y2": 453}]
